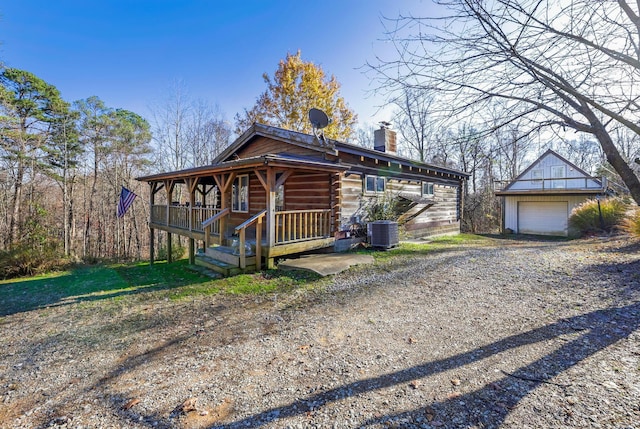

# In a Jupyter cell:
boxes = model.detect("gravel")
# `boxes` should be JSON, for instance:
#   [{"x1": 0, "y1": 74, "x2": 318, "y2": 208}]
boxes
[{"x1": 1, "y1": 235, "x2": 639, "y2": 429}]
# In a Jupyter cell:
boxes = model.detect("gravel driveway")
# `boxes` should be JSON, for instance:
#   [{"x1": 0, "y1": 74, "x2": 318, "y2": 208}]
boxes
[{"x1": 1, "y1": 236, "x2": 639, "y2": 429}]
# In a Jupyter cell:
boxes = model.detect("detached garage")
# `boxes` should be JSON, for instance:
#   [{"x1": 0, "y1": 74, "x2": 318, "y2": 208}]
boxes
[{"x1": 496, "y1": 150, "x2": 608, "y2": 237}]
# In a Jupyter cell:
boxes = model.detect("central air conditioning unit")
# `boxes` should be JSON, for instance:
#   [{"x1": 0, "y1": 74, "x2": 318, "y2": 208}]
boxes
[{"x1": 369, "y1": 220, "x2": 399, "y2": 249}]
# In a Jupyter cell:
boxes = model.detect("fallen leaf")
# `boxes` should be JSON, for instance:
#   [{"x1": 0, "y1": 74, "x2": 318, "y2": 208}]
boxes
[
  {"x1": 172, "y1": 397, "x2": 199, "y2": 416},
  {"x1": 409, "y1": 380, "x2": 420, "y2": 389},
  {"x1": 451, "y1": 378, "x2": 461, "y2": 386},
  {"x1": 122, "y1": 398, "x2": 140, "y2": 410},
  {"x1": 408, "y1": 337, "x2": 417, "y2": 344},
  {"x1": 424, "y1": 405, "x2": 435, "y2": 421}
]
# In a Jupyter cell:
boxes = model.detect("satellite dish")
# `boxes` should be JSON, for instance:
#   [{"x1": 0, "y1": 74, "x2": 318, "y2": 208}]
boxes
[
  {"x1": 309, "y1": 108, "x2": 331, "y2": 129},
  {"x1": 308, "y1": 108, "x2": 332, "y2": 146}
]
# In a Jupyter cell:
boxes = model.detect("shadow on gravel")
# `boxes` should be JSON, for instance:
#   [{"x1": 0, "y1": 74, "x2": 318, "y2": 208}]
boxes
[
  {"x1": 610, "y1": 239, "x2": 640, "y2": 255},
  {"x1": 207, "y1": 301, "x2": 640, "y2": 429}
]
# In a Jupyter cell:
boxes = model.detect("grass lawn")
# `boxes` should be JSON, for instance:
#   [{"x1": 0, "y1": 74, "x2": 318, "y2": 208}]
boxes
[
  {"x1": 0, "y1": 260, "x2": 325, "y2": 317},
  {"x1": 0, "y1": 234, "x2": 489, "y2": 318}
]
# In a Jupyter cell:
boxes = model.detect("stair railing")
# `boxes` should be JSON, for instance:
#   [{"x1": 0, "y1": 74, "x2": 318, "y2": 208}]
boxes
[
  {"x1": 234, "y1": 209, "x2": 267, "y2": 270},
  {"x1": 202, "y1": 208, "x2": 229, "y2": 247}
]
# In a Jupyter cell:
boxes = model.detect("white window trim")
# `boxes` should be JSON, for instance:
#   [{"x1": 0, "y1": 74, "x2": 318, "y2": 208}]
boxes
[
  {"x1": 531, "y1": 169, "x2": 544, "y2": 182},
  {"x1": 550, "y1": 165, "x2": 566, "y2": 189},
  {"x1": 422, "y1": 181, "x2": 434, "y2": 197},
  {"x1": 232, "y1": 174, "x2": 249, "y2": 213},
  {"x1": 365, "y1": 175, "x2": 386, "y2": 194}
]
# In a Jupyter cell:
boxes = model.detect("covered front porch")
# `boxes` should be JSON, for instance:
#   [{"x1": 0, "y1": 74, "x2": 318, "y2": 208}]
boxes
[{"x1": 138, "y1": 154, "x2": 348, "y2": 274}]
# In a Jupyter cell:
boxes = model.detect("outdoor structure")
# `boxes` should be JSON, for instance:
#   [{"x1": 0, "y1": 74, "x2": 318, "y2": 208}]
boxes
[
  {"x1": 136, "y1": 123, "x2": 468, "y2": 274},
  {"x1": 495, "y1": 149, "x2": 610, "y2": 236}
]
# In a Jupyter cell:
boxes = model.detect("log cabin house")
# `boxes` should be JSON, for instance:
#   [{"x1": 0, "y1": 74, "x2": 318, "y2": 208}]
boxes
[{"x1": 136, "y1": 123, "x2": 469, "y2": 275}]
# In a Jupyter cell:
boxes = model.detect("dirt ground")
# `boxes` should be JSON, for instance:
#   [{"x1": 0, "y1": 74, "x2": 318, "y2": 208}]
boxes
[{"x1": 1, "y1": 235, "x2": 639, "y2": 428}]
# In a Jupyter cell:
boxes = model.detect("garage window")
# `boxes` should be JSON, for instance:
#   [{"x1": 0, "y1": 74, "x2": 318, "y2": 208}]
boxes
[
  {"x1": 531, "y1": 169, "x2": 543, "y2": 184},
  {"x1": 551, "y1": 166, "x2": 566, "y2": 188}
]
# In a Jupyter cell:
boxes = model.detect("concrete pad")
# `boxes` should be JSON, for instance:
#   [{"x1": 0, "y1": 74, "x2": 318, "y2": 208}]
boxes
[{"x1": 278, "y1": 253, "x2": 375, "y2": 276}]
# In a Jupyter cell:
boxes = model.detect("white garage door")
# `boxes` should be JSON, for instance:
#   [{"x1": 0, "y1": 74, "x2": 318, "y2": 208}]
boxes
[{"x1": 518, "y1": 201, "x2": 568, "y2": 236}]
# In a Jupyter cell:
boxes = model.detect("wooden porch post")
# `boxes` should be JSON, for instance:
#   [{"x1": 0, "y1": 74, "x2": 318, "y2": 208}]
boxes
[
  {"x1": 255, "y1": 216, "x2": 262, "y2": 270},
  {"x1": 164, "y1": 180, "x2": 174, "y2": 263},
  {"x1": 214, "y1": 173, "x2": 235, "y2": 246},
  {"x1": 186, "y1": 178, "x2": 198, "y2": 265},
  {"x1": 266, "y1": 167, "x2": 276, "y2": 269},
  {"x1": 330, "y1": 172, "x2": 343, "y2": 236},
  {"x1": 149, "y1": 182, "x2": 155, "y2": 265}
]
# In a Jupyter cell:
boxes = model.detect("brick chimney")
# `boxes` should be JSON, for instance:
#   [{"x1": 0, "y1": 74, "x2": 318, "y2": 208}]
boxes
[{"x1": 374, "y1": 122, "x2": 397, "y2": 155}]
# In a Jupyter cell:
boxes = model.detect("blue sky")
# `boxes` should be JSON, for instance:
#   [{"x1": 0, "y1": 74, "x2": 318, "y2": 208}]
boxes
[{"x1": 0, "y1": 1, "x2": 434, "y2": 129}]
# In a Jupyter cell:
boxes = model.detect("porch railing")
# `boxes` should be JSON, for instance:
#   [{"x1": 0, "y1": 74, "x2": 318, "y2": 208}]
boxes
[
  {"x1": 193, "y1": 207, "x2": 221, "y2": 233},
  {"x1": 202, "y1": 208, "x2": 229, "y2": 247},
  {"x1": 152, "y1": 205, "x2": 334, "y2": 248},
  {"x1": 494, "y1": 176, "x2": 607, "y2": 192},
  {"x1": 151, "y1": 205, "x2": 167, "y2": 225},
  {"x1": 275, "y1": 209, "x2": 331, "y2": 244},
  {"x1": 235, "y1": 210, "x2": 266, "y2": 270},
  {"x1": 151, "y1": 205, "x2": 221, "y2": 233}
]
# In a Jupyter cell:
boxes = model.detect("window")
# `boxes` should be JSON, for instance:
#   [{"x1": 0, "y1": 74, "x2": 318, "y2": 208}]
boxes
[
  {"x1": 551, "y1": 165, "x2": 566, "y2": 189},
  {"x1": 365, "y1": 175, "x2": 386, "y2": 193},
  {"x1": 422, "y1": 182, "x2": 434, "y2": 197},
  {"x1": 232, "y1": 175, "x2": 249, "y2": 212},
  {"x1": 531, "y1": 169, "x2": 543, "y2": 183}
]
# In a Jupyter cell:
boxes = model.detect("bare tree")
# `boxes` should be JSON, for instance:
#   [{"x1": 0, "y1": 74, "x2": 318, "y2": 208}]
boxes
[
  {"x1": 370, "y1": 0, "x2": 640, "y2": 204},
  {"x1": 353, "y1": 124, "x2": 375, "y2": 149},
  {"x1": 151, "y1": 82, "x2": 231, "y2": 172},
  {"x1": 391, "y1": 88, "x2": 438, "y2": 162},
  {"x1": 185, "y1": 100, "x2": 231, "y2": 166},
  {"x1": 150, "y1": 81, "x2": 191, "y2": 173}
]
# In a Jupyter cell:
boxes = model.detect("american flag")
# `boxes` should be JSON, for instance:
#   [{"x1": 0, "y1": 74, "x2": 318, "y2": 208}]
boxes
[{"x1": 117, "y1": 186, "x2": 137, "y2": 218}]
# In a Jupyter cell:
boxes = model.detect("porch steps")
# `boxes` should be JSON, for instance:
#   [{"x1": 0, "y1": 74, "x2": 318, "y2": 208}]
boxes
[
  {"x1": 187, "y1": 263, "x2": 222, "y2": 279},
  {"x1": 195, "y1": 245, "x2": 257, "y2": 276},
  {"x1": 195, "y1": 254, "x2": 244, "y2": 276}
]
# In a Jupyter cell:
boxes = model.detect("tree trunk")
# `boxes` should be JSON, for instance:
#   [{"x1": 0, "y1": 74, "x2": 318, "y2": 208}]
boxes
[
  {"x1": 84, "y1": 155, "x2": 99, "y2": 258},
  {"x1": 8, "y1": 164, "x2": 24, "y2": 247},
  {"x1": 586, "y1": 112, "x2": 640, "y2": 205}
]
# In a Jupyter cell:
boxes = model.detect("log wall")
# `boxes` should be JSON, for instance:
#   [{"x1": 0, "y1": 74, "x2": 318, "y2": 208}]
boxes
[
  {"x1": 226, "y1": 171, "x2": 333, "y2": 238},
  {"x1": 340, "y1": 174, "x2": 462, "y2": 237}
]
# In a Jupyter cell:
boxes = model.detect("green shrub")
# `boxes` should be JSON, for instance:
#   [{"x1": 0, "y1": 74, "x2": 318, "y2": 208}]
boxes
[
  {"x1": 568, "y1": 198, "x2": 627, "y2": 235},
  {"x1": 620, "y1": 208, "x2": 640, "y2": 238},
  {"x1": 157, "y1": 243, "x2": 186, "y2": 261},
  {"x1": 0, "y1": 243, "x2": 70, "y2": 279},
  {"x1": 364, "y1": 192, "x2": 402, "y2": 221}
]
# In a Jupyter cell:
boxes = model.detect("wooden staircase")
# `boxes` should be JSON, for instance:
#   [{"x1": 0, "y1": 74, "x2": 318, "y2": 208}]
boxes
[
  {"x1": 195, "y1": 243, "x2": 258, "y2": 276},
  {"x1": 198, "y1": 209, "x2": 266, "y2": 276}
]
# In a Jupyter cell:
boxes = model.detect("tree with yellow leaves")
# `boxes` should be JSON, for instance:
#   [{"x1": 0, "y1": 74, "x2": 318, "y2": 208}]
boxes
[{"x1": 235, "y1": 51, "x2": 357, "y2": 141}]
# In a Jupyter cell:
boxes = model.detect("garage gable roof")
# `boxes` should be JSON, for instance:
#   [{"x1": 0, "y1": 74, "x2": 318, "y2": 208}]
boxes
[{"x1": 496, "y1": 149, "x2": 604, "y2": 196}]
